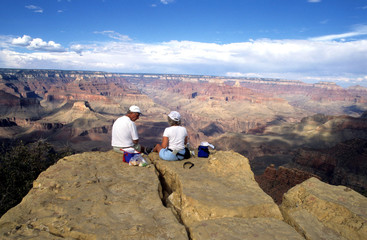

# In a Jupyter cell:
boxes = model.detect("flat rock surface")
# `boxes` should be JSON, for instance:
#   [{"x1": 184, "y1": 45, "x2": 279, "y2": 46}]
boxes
[
  {"x1": 148, "y1": 150, "x2": 303, "y2": 240},
  {"x1": 280, "y1": 177, "x2": 367, "y2": 240},
  {"x1": 189, "y1": 217, "x2": 304, "y2": 240},
  {"x1": 0, "y1": 150, "x2": 187, "y2": 240}
]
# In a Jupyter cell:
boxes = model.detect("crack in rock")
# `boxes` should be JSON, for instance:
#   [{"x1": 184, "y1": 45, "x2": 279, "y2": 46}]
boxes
[{"x1": 153, "y1": 161, "x2": 192, "y2": 240}]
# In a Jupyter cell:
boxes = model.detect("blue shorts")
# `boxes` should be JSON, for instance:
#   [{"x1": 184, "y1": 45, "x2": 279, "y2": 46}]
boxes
[{"x1": 159, "y1": 148, "x2": 186, "y2": 161}]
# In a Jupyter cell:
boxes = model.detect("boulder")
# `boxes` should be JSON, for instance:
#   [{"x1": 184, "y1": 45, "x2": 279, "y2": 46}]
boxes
[
  {"x1": 150, "y1": 150, "x2": 305, "y2": 239},
  {"x1": 280, "y1": 177, "x2": 367, "y2": 240},
  {"x1": 0, "y1": 151, "x2": 187, "y2": 239},
  {"x1": 150, "y1": 150, "x2": 283, "y2": 226}
]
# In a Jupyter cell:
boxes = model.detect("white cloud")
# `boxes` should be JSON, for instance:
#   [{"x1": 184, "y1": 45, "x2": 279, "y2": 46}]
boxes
[
  {"x1": 310, "y1": 24, "x2": 367, "y2": 41},
  {"x1": 25, "y1": 5, "x2": 43, "y2": 13},
  {"x1": 308, "y1": 0, "x2": 321, "y2": 3},
  {"x1": 1, "y1": 34, "x2": 367, "y2": 87},
  {"x1": 10, "y1": 35, "x2": 65, "y2": 52},
  {"x1": 12, "y1": 35, "x2": 32, "y2": 46},
  {"x1": 94, "y1": 31, "x2": 132, "y2": 41},
  {"x1": 161, "y1": 0, "x2": 174, "y2": 5},
  {"x1": 320, "y1": 19, "x2": 329, "y2": 24},
  {"x1": 70, "y1": 44, "x2": 85, "y2": 55},
  {"x1": 28, "y1": 38, "x2": 65, "y2": 52}
]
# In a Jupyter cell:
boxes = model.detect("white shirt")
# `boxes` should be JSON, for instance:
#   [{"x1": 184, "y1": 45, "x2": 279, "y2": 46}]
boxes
[
  {"x1": 111, "y1": 115, "x2": 139, "y2": 147},
  {"x1": 163, "y1": 126, "x2": 187, "y2": 151}
]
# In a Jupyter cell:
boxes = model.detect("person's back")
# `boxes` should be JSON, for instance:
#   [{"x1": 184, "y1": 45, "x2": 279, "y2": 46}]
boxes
[
  {"x1": 153, "y1": 111, "x2": 189, "y2": 161},
  {"x1": 111, "y1": 115, "x2": 138, "y2": 148},
  {"x1": 111, "y1": 105, "x2": 142, "y2": 153},
  {"x1": 164, "y1": 125, "x2": 187, "y2": 151}
]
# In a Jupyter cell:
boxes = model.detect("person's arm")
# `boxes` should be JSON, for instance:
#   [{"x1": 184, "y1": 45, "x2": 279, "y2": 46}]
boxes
[
  {"x1": 184, "y1": 136, "x2": 188, "y2": 145},
  {"x1": 161, "y1": 136, "x2": 169, "y2": 148},
  {"x1": 131, "y1": 122, "x2": 139, "y2": 145}
]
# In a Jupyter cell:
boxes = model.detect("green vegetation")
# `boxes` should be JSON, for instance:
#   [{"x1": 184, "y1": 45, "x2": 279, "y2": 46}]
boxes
[{"x1": 0, "y1": 140, "x2": 73, "y2": 217}]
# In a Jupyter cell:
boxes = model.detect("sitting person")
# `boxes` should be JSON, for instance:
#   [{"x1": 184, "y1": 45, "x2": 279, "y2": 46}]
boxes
[
  {"x1": 153, "y1": 111, "x2": 189, "y2": 161},
  {"x1": 111, "y1": 105, "x2": 151, "y2": 154}
]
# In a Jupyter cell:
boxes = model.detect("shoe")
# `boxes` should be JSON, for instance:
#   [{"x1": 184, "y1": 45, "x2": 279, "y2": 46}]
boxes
[{"x1": 144, "y1": 147, "x2": 153, "y2": 155}]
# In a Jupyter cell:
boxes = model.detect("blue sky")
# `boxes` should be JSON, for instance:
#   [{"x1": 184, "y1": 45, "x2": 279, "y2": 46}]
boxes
[{"x1": 1, "y1": 0, "x2": 367, "y2": 87}]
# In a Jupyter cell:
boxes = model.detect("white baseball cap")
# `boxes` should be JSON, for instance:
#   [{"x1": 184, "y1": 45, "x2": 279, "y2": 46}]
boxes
[
  {"x1": 129, "y1": 105, "x2": 142, "y2": 114},
  {"x1": 168, "y1": 111, "x2": 181, "y2": 121}
]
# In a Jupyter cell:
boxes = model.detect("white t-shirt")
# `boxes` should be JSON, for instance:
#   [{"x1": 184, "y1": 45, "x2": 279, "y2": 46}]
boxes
[
  {"x1": 163, "y1": 126, "x2": 187, "y2": 151},
  {"x1": 111, "y1": 115, "x2": 139, "y2": 147}
]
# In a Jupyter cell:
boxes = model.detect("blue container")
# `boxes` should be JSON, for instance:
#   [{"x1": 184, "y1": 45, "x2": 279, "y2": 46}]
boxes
[
  {"x1": 123, "y1": 152, "x2": 138, "y2": 163},
  {"x1": 198, "y1": 146, "x2": 210, "y2": 158}
]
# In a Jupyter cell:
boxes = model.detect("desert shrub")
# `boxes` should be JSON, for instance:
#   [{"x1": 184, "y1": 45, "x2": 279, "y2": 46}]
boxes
[{"x1": 0, "y1": 139, "x2": 73, "y2": 217}]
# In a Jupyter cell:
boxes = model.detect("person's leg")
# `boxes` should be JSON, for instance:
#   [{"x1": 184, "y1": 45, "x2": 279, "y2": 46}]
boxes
[
  {"x1": 132, "y1": 144, "x2": 153, "y2": 154},
  {"x1": 133, "y1": 144, "x2": 142, "y2": 152},
  {"x1": 113, "y1": 146, "x2": 125, "y2": 154},
  {"x1": 114, "y1": 146, "x2": 143, "y2": 155},
  {"x1": 159, "y1": 148, "x2": 179, "y2": 161}
]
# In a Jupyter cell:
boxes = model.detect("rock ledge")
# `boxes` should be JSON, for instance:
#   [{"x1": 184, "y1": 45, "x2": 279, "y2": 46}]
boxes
[{"x1": 0, "y1": 150, "x2": 366, "y2": 240}]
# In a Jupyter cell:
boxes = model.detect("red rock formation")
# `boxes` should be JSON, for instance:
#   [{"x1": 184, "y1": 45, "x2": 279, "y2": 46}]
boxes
[
  {"x1": 290, "y1": 138, "x2": 367, "y2": 196},
  {"x1": 0, "y1": 91, "x2": 20, "y2": 107},
  {"x1": 142, "y1": 78, "x2": 283, "y2": 103},
  {"x1": 241, "y1": 79, "x2": 367, "y2": 103},
  {"x1": 255, "y1": 165, "x2": 320, "y2": 204}
]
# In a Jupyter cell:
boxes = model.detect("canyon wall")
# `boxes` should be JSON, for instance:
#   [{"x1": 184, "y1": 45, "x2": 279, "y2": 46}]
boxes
[
  {"x1": 1, "y1": 68, "x2": 367, "y2": 202},
  {"x1": 255, "y1": 165, "x2": 320, "y2": 204}
]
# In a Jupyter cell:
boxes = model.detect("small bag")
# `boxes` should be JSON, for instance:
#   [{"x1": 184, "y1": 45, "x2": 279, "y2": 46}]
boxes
[
  {"x1": 129, "y1": 154, "x2": 148, "y2": 167},
  {"x1": 169, "y1": 147, "x2": 191, "y2": 160},
  {"x1": 198, "y1": 142, "x2": 215, "y2": 158},
  {"x1": 183, "y1": 147, "x2": 191, "y2": 159},
  {"x1": 198, "y1": 145, "x2": 210, "y2": 158}
]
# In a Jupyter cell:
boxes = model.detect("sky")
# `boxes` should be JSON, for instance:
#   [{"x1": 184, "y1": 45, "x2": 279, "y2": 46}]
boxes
[{"x1": 1, "y1": 0, "x2": 367, "y2": 87}]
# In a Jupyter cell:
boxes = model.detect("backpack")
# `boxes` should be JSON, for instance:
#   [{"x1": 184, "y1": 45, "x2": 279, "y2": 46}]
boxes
[
  {"x1": 176, "y1": 147, "x2": 191, "y2": 159},
  {"x1": 198, "y1": 145, "x2": 210, "y2": 158}
]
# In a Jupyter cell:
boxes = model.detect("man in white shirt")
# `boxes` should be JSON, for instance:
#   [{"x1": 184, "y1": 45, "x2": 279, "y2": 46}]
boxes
[{"x1": 112, "y1": 105, "x2": 143, "y2": 153}]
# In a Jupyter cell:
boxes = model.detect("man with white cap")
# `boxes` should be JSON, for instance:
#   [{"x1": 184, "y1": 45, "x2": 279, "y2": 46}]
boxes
[
  {"x1": 153, "y1": 111, "x2": 189, "y2": 161},
  {"x1": 112, "y1": 105, "x2": 144, "y2": 154}
]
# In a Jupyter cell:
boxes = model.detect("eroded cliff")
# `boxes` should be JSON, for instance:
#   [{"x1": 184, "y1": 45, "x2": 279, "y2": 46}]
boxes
[{"x1": 0, "y1": 150, "x2": 366, "y2": 240}]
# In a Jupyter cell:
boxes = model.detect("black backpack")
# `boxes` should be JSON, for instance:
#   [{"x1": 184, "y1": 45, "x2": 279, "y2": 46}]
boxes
[{"x1": 171, "y1": 147, "x2": 191, "y2": 159}]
